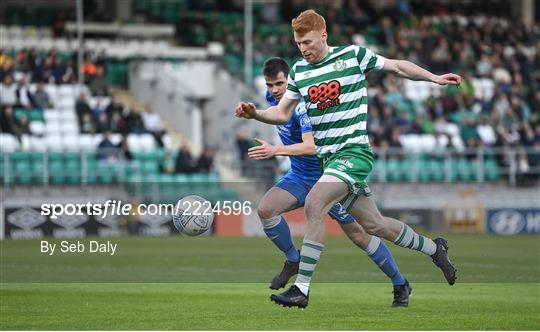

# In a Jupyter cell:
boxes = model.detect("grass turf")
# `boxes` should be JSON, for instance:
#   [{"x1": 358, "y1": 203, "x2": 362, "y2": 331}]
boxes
[{"x1": 1, "y1": 234, "x2": 539, "y2": 330}]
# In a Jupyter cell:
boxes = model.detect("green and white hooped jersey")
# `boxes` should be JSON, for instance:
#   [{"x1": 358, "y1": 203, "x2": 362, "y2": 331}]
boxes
[{"x1": 283, "y1": 45, "x2": 385, "y2": 158}]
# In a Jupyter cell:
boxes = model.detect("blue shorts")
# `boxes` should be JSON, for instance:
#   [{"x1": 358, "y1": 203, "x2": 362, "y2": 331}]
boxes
[{"x1": 275, "y1": 172, "x2": 355, "y2": 225}]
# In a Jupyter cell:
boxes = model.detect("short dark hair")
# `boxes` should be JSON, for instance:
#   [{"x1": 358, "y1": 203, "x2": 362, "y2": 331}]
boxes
[{"x1": 263, "y1": 57, "x2": 290, "y2": 78}]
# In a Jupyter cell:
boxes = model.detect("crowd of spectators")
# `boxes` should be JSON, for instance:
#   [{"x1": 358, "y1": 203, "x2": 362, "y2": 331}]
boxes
[
  {"x1": 0, "y1": 46, "x2": 215, "y2": 174},
  {"x1": 174, "y1": 144, "x2": 215, "y2": 174},
  {"x1": 0, "y1": 46, "x2": 167, "y2": 147},
  {"x1": 0, "y1": 47, "x2": 110, "y2": 90},
  {"x1": 175, "y1": 0, "x2": 539, "y2": 174}
]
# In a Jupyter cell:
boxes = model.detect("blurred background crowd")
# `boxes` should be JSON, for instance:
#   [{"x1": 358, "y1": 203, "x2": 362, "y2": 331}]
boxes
[{"x1": 0, "y1": 0, "x2": 538, "y2": 184}]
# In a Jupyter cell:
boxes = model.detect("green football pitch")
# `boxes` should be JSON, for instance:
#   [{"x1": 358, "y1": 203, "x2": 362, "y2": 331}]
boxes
[{"x1": 1, "y1": 234, "x2": 539, "y2": 330}]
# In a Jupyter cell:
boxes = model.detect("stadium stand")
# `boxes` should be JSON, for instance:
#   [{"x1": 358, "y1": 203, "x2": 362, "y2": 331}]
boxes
[
  {"x1": 1, "y1": 0, "x2": 539, "y2": 189},
  {"x1": 129, "y1": 0, "x2": 540, "y2": 183},
  {"x1": 0, "y1": 23, "x2": 231, "y2": 202}
]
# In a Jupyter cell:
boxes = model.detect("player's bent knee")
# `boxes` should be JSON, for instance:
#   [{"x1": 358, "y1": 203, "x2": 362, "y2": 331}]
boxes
[
  {"x1": 257, "y1": 205, "x2": 279, "y2": 223},
  {"x1": 361, "y1": 218, "x2": 385, "y2": 237}
]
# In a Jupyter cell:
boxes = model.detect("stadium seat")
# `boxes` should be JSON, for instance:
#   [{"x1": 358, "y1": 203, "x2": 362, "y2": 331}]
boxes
[
  {"x1": 127, "y1": 134, "x2": 141, "y2": 151},
  {"x1": 45, "y1": 122, "x2": 62, "y2": 135},
  {"x1": 30, "y1": 152, "x2": 45, "y2": 183},
  {"x1": 139, "y1": 134, "x2": 156, "y2": 151},
  {"x1": 0, "y1": 134, "x2": 20, "y2": 152},
  {"x1": 484, "y1": 159, "x2": 500, "y2": 181},
  {"x1": 400, "y1": 158, "x2": 413, "y2": 182},
  {"x1": 78, "y1": 134, "x2": 96, "y2": 151},
  {"x1": 29, "y1": 109, "x2": 44, "y2": 122},
  {"x1": 457, "y1": 158, "x2": 474, "y2": 182},
  {"x1": 64, "y1": 152, "x2": 81, "y2": 184},
  {"x1": 386, "y1": 159, "x2": 401, "y2": 182},
  {"x1": 59, "y1": 110, "x2": 77, "y2": 122},
  {"x1": 29, "y1": 136, "x2": 47, "y2": 152},
  {"x1": 9, "y1": 151, "x2": 32, "y2": 184},
  {"x1": 61, "y1": 123, "x2": 79, "y2": 135},
  {"x1": 45, "y1": 135, "x2": 63, "y2": 151},
  {"x1": 48, "y1": 152, "x2": 65, "y2": 184},
  {"x1": 57, "y1": 97, "x2": 75, "y2": 110},
  {"x1": 428, "y1": 159, "x2": 445, "y2": 182},
  {"x1": 62, "y1": 134, "x2": 80, "y2": 151},
  {"x1": 19, "y1": 134, "x2": 31, "y2": 150},
  {"x1": 44, "y1": 85, "x2": 58, "y2": 100}
]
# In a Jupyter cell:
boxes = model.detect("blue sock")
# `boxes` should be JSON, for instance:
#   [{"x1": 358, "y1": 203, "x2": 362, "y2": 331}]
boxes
[
  {"x1": 262, "y1": 216, "x2": 299, "y2": 262},
  {"x1": 366, "y1": 236, "x2": 406, "y2": 286}
]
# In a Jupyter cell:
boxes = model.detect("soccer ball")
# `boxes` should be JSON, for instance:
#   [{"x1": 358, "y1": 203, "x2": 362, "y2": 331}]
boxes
[{"x1": 172, "y1": 195, "x2": 214, "y2": 236}]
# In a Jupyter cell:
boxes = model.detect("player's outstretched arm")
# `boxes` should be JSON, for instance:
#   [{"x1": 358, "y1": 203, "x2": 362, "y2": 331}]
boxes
[
  {"x1": 382, "y1": 59, "x2": 462, "y2": 86},
  {"x1": 248, "y1": 133, "x2": 316, "y2": 160},
  {"x1": 235, "y1": 97, "x2": 299, "y2": 125}
]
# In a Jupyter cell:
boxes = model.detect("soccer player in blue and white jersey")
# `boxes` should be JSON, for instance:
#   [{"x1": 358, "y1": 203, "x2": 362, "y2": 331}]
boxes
[{"x1": 247, "y1": 57, "x2": 410, "y2": 307}]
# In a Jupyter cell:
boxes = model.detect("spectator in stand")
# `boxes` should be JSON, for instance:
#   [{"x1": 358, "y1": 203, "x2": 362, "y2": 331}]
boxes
[
  {"x1": 477, "y1": 116, "x2": 497, "y2": 147},
  {"x1": 89, "y1": 65, "x2": 109, "y2": 96},
  {"x1": 75, "y1": 92, "x2": 92, "y2": 128},
  {"x1": 15, "y1": 77, "x2": 33, "y2": 109},
  {"x1": 116, "y1": 134, "x2": 133, "y2": 161},
  {"x1": 81, "y1": 58, "x2": 97, "y2": 83},
  {"x1": 0, "y1": 50, "x2": 14, "y2": 82},
  {"x1": 1, "y1": 106, "x2": 19, "y2": 135},
  {"x1": 52, "y1": 12, "x2": 66, "y2": 38},
  {"x1": 63, "y1": 58, "x2": 78, "y2": 83},
  {"x1": 142, "y1": 105, "x2": 165, "y2": 146},
  {"x1": 97, "y1": 131, "x2": 117, "y2": 162},
  {"x1": 0, "y1": 75, "x2": 17, "y2": 107},
  {"x1": 17, "y1": 114, "x2": 30, "y2": 136},
  {"x1": 40, "y1": 56, "x2": 54, "y2": 83},
  {"x1": 106, "y1": 93, "x2": 124, "y2": 119},
  {"x1": 105, "y1": 93, "x2": 125, "y2": 133},
  {"x1": 236, "y1": 131, "x2": 251, "y2": 175},
  {"x1": 460, "y1": 117, "x2": 479, "y2": 148},
  {"x1": 95, "y1": 113, "x2": 111, "y2": 133},
  {"x1": 32, "y1": 82, "x2": 53, "y2": 109},
  {"x1": 122, "y1": 103, "x2": 146, "y2": 134},
  {"x1": 175, "y1": 144, "x2": 195, "y2": 174},
  {"x1": 80, "y1": 113, "x2": 96, "y2": 134},
  {"x1": 27, "y1": 49, "x2": 42, "y2": 83},
  {"x1": 51, "y1": 57, "x2": 66, "y2": 84},
  {"x1": 92, "y1": 100, "x2": 106, "y2": 119},
  {"x1": 195, "y1": 147, "x2": 214, "y2": 173}
]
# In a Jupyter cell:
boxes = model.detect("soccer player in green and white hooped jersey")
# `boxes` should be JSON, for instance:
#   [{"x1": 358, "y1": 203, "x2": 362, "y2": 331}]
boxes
[{"x1": 235, "y1": 9, "x2": 460, "y2": 308}]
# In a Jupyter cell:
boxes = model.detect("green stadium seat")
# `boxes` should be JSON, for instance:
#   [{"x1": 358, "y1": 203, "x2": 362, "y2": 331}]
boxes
[
  {"x1": 142, "y1": 161, "x2": 159, "y2": 175},
  {"x1": 64, "y1": 153, "x2": 81, "y2": 184},
  {"x1": 31, "y1": 154, "x2": 45, "y2": 184},
  {"x1": 428, "y1": 159, "x2": 445, "y2": 182},
  {"x1": 418, "y1": 159, "x2": 431, "y2": 182},
  {"x1": 484, "y1": 159, "x2": 500, "y2": 181},
  {"x1": 97, "y1": 163, "x2": 114, "y2": 184},
  {"x1": 400, "y1": 159, "x2": 413, "y2": 182},
  {"x1": 81, "y1": 153, "x2": 97, "y2": 184},
  {"x1": 48, "y1": 159, "x2": 65, "y2": 185},
  {"x1": 386, "y1": 159, "x2": 401, "y2": 182},
  {"x1": 457, "y1": 158, "x2": 474, "y2": 182},
  {"x1": 14, "y1": 160, "x2": 32, "y2": 184},
  {"x1": 29, "y1": 109, "x2": 44, "y2": 122}
]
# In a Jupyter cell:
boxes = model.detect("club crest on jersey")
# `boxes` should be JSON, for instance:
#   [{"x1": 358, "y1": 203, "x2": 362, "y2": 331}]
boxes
[{"x1": 333, "y1": 59, "x2": 347, "y2": 71}]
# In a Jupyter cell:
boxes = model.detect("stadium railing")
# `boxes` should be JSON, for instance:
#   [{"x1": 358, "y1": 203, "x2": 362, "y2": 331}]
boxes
[
  {"x1": 369, "y1": 146, "x2": 539, "y2": 186},
  {"x1": 0, "y1": 147, "x2": 236, "y2": 202}
]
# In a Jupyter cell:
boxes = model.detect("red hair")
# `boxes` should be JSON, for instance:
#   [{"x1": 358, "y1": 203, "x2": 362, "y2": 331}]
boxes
[{"x1": 291, "y1": 9, "x2": 326, "y2": 35}]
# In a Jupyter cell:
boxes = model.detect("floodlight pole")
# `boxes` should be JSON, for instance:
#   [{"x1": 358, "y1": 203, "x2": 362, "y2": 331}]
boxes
[
  {"x1": 244, "y1": 0, "x2": 253, "y2": 86},
  {"x1": 76, "y1": 0, "x2": 85, "y2": 86}
]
